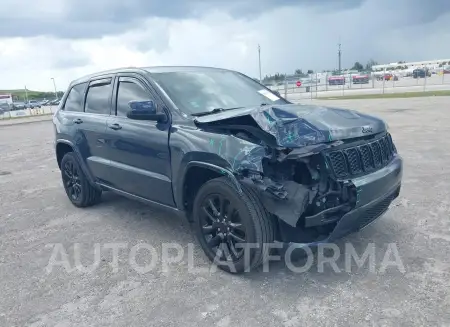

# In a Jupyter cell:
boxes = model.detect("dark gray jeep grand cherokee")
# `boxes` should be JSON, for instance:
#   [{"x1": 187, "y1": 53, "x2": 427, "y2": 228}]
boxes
[{"x1": 53, "y1": 66, "x2": 402, "y2": 273}]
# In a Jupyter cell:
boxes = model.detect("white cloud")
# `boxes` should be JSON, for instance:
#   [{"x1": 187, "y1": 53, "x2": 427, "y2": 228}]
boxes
[{"x1": 0, "y1": 3, "x2": 449, "y2": 92}]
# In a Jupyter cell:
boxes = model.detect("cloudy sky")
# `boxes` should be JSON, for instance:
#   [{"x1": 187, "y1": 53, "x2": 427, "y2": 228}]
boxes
[{"x1": 0, "y1": 0, "x2": 449, "y2": 91}]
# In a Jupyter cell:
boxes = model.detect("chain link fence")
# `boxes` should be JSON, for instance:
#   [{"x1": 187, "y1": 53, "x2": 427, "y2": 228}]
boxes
[{"x1": 267, "y1": 68, "x2": 450, "y2": 101}]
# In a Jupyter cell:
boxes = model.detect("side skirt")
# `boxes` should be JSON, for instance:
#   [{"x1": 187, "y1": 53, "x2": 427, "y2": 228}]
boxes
[{"x1": 97, "y1": 183, "x2": 186, "y2": 220}]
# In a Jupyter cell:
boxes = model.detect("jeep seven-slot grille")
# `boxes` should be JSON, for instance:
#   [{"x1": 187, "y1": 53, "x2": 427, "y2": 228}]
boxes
[{"x1": 326, "y1": 133, "x2": 396, "y2": 178}]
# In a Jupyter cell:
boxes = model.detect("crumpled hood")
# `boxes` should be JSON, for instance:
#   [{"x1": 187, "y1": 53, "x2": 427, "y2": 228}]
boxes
[{"x1": 194, "y1": 103, "x2": 387, "y2": 147}]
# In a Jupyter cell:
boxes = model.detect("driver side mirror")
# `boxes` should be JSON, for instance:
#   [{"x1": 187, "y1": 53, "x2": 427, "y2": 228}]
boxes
[{"x1": 127, "y1": 100, "x2": 167, "y2": 123}]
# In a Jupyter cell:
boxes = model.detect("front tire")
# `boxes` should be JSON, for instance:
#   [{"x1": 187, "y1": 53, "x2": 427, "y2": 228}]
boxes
[
  {"x1": 193, "y1": 177, "x2": 275, "y2": 273},
  {"x1": 60, "y1": 152, "x2": 102, "y2": 207}
]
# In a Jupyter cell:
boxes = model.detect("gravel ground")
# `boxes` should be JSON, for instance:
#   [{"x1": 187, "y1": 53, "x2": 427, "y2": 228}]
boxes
[{"x1": 0, "y1": 97, "x2": 449, "y2": 327}]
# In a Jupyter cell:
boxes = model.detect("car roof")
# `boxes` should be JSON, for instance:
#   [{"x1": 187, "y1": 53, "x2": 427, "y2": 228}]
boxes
[
  {"x1": 69, "y1": 66, "x2": 236, "y2": 86},
  {"x1": 144, "y1": 66, "x2": 234, "y2": 73}
]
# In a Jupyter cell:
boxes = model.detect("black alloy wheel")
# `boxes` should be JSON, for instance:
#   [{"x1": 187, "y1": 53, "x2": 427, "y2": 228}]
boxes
[
  {"x1": 193, "y1": 177, "x2": 275, "y2": 273},
  {"x1": 199, "y1": 193, "x2": 247, "y2": 262},
  {"x1": 62, "y1": 158, "x2": 82, "y2": 201},
  {"x1": 60, "y1": 152, "x2": 102, "y2": 207}
]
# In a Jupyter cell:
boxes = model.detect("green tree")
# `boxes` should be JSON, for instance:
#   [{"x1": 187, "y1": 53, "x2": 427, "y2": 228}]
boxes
[
  {"x1": 307, "y1": 69, "x2": 314, "y2": 74},
  {"x1": 352, "y1": 62, "x2": 364, "y2": 71}
]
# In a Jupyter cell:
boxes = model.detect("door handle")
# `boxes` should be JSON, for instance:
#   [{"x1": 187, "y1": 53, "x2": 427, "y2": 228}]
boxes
[
  {"x1": 108, "y1": 123, "x2": 122, "y2": 130},
  {"x1": 73, "y1": 118, "x2": 83, "y2": 124}
]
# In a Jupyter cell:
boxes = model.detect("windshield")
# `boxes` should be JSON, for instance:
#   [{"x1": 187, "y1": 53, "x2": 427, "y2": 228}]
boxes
[{"x1": 150, "y1": 69, "x2": 287, "y2": 115}]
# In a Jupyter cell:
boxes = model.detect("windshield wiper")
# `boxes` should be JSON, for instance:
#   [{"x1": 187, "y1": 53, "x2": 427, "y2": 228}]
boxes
[{"x1": 191, "y1": 106, "x2": 244, "y2": 117}]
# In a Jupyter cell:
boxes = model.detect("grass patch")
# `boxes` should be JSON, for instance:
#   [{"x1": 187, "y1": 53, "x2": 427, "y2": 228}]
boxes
[
  {"x1": 319, "y1": 90, "x2": 450, "y2": 100},
  {"x1": 0, "y1": 89, "x2": 62, "y2": 101}
]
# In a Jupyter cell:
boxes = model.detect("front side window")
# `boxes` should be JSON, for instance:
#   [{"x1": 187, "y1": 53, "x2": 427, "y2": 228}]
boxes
[
  {"x1": 85, "y1": 79, "x2": 112, "y2": 115},
  {"x1": 150, "y1": 70, "x2": 287, "y2": 115},
  {"x1": 64, "y1": 83, "x2": 87, "y2": 112},
  {"x1": 116, "y1": 79, "x2": 153, "y2": 117}
]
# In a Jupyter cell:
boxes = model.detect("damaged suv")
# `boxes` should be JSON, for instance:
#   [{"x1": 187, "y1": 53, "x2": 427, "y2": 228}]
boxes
[{"x1": 53, "y1": 66, "x2": 403, "y2": 273}]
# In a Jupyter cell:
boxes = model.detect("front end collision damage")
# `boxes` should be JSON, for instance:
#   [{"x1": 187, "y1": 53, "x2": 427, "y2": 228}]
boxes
[
  {"x1": 187, "y1": 103, "x2": 402, "y2": 243},
  {"x1": 190, "y1": 118, "x2": 370, "y2": 243}
]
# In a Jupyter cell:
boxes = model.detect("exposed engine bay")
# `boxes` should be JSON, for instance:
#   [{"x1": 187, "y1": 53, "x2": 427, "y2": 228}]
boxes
[{"x1": 238, "y1": 147, "x2": 358, "y2": 243}]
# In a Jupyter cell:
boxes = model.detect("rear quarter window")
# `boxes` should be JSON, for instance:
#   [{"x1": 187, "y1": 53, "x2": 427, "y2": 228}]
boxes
[{"x1": 63, "y1": 83, "x2": 87, "y2": 112}]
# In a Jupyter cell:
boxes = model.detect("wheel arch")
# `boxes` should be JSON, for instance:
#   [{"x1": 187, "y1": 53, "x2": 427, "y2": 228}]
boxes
[
  {"x1": 56, "y1": 140, "x2": 74, "y2": 169},
  {"x1": 55, "y1": 139, "x2": 99, "y2": 189},
  {"x1": 178, "y1": 161, "x2": 243, "y2": 221}
]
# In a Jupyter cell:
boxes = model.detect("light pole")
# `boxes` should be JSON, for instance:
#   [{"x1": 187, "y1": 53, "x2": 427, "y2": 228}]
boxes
[
  {"x1": 258, "y1": 44, "x2": 262, "y2": 82},
  {"x1": 338, "y1": 42, "x2": 342, "y2": 75},
  {"x1": 24, "y1": 86, "x2": 29, "y2": 103},
  {"x1": 51, "y1": 78, "x2": 58, "y2": 99}
]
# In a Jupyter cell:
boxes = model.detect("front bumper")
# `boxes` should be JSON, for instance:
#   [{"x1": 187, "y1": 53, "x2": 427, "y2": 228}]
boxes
[
  {"x1": 327, "y1": 155, "x2": 402, "y2": 241},
  {"x1": 282, "y1": 154, "x2": 403, "y2": 244}
]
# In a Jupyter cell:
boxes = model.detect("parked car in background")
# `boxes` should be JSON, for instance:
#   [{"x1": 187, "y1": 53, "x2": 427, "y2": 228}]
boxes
[
  {"x1": 49, "y1": 99, "x2": 61, "y2": 106},
  {"x1": 0, "y1": 102, "x2": 11, "y2": 114},
  {"x1": 352, "y1": 73, "x2": 370, "y2": 84},
  {"x1": 26, "y1": 100, "x2": 42, "y2": 109},
  {"x1": 413, "y1": 68, "x2": 431, "y2": 78},
  {"x1": 53, "y1": 66, "x2": 402, "y2": 273},
  {"x1": 12, "y1": 102, "x2": 26, "y2": 110},
  {"x1": 328, "y1": 76, "x2": 345, "y2": 85},
  {"x1": 377, "y1": 73, "x2": 398, "y2": 81},
  {"x1": 404, "y1": 71, "x2": 413, "y2": 77}
]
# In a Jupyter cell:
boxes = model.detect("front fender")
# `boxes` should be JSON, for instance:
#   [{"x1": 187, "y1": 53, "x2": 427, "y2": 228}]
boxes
[
  {"x1": 172, "y1": 154, "x2": 243, "y2": 210},
  {"x1": 169, "y1": 128, "x2": 267, "y2": 209}
]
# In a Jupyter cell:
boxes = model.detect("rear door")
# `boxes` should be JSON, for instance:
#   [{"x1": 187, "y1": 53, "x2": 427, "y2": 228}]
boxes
[
  {"x1": 77, "y1": 77, "x2": 114, "y2": 183},
  {"x1": 104, "y1": 75, "x2": 174, "y2": 206}
]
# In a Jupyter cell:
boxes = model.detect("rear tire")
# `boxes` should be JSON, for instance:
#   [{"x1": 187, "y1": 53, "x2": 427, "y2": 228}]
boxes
[
  {"x1": 60, "y1": 152, "x2": 102, "y2": 207},
  {"x1": 193, "y1": 177, "x2": 274, "y2": 273}
]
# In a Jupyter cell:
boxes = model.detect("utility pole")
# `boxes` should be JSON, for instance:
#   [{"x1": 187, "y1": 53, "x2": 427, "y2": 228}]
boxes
[
  {"x1": 24, "y1": 86, "x2": 29, "y2": 103},
  {"x1": 51, "y1": 78, "x2": 58, "y2": 99},
  {"x1": 258, "y1": 44, "x2": 262, "y2": 82},
  {"x1": 338, "y1": 42, "x2": 342, "y2": 75}
]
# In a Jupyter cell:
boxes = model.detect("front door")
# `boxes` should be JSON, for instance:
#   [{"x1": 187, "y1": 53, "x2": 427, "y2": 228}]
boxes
[{"x1": 104, "y1": 76, "x2": 174, "y2": 206}]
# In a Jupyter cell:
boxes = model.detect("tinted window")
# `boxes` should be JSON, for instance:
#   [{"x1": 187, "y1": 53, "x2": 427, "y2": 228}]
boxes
[
  {"x1": 64, "y1": 83, "x2": 86, "y2": 112},
  {"x1": 85, "y1": 80, "x2": 112, "y2": 115},
  {"x1": 116, "y1": 80, "x2": 152, "y2": 117}
]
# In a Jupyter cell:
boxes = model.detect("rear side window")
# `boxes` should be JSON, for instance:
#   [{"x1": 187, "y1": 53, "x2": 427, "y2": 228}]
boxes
[
  {"x1": 63, "y1": 83, "x2": 86, "y2": 112},
  {"x1": 116, "y1": 79, "x2": 153, "y2": 117},
  {"x1": 85, "y1": 79, "x2": 112, "y2": 115}
]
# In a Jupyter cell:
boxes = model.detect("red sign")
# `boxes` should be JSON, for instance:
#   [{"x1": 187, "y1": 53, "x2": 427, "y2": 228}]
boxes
[{"x1": 296, "y1": 81, "x2": 302, "y2": 87}]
